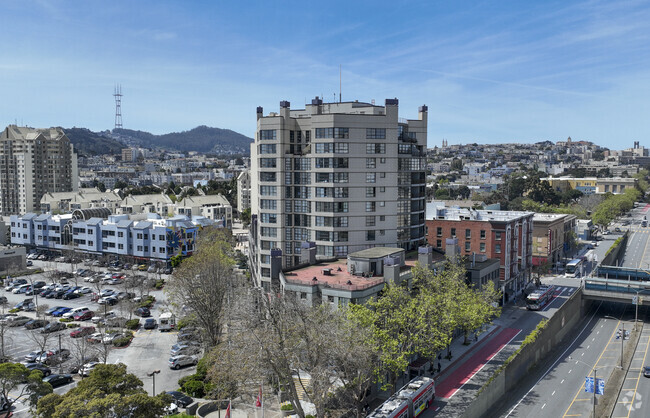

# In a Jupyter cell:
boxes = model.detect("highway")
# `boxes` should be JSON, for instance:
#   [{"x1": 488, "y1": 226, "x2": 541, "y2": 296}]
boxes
[
  {"x1": 618, "y1": 204, "x2": 650, "y2": 270},
  {"x1": 495, "y1": 301, "x2": 635, "y2": 418}
]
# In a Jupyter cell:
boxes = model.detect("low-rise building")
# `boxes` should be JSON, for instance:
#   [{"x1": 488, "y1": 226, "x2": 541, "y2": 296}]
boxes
[
  {"x1": 118, "y1": 194, "x2": 174, "y2": 217},
  {"x1": 175, "y1": 194, "x2": 232, "y2": 228},
  {"x1": 236, "y1": 170, "x2": 251, "y2": 215},
  {"x1": 40, "y1": 188, "x2": 122, "y2": 214}
]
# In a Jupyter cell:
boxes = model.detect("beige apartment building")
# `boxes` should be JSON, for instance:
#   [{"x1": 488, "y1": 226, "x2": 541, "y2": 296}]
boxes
[
  {"x1": 0, "y1": 125, "x2": 78, "y2": 215},
  {"x1": 249, "y1": 98, "x2": 427, "y2": 289}
]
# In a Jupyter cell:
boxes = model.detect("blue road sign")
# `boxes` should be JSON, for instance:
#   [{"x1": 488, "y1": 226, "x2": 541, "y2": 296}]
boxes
[{"x1": 585, "y1": 377, "x2": 594, "y2": 393}]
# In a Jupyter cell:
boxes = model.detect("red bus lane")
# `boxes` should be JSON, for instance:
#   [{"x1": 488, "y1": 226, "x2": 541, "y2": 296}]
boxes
[{"x1": 436, "y1": 328, "x2": 521, "y2": 399}]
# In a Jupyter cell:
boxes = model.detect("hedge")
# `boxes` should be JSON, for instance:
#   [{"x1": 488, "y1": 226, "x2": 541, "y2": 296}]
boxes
[{"x1": 125, "y1": 319, "x2": 140, "y2": 330}]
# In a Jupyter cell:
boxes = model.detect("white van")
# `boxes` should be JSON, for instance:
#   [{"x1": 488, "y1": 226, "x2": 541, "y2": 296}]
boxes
[
  {"x1": 63, "y1": 306, "x2": 90, "y2": 319},
  {"x1": 159, "y1": 312, "x2": 176, "y2": 332}
]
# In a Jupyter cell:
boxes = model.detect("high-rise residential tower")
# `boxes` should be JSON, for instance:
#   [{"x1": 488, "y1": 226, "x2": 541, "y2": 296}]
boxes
[
  {"x1": 249, "y1": 98, "x2": 427, "y2": 289},
  {"x1": 0, "y1": 125, "x2": 78, "y2": 215}
]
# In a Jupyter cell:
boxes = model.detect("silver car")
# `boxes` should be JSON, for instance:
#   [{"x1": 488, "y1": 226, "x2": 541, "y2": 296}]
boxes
[{"x1": 168, "y1": 355, "x2": 197, "y2": 370}]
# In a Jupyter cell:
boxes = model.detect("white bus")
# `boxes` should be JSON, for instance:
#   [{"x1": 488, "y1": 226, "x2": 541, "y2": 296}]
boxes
[
  {"x1": 367, "y1": 376, "x2": 435, "y2": 418},
  {"x1": 565, "y1": 258, "x2": 585, "y2": 277}
]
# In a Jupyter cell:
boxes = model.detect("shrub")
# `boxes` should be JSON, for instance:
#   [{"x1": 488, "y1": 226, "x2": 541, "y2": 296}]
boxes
[
  {"x1": 125, "y1": 319, "x2": 140, "y2": 330},
  {"x1": 8, "y1": 308, "x2": 19, "y2": 313},
  {"x1": 154, "y1": 279, "x2": 165, "y2": 290},
  {"x1": 138, "y1": 295, "x2": 156, "y2": 308},
  {"x1": 113, "y1": 336, "x2": 132, "y2": 347},
  {"x1": 59, "y1": 317, "x2": 73, "y2": 323},
  {"x1": 66, "y1": 323, "x2": 77, "y2": 329},
  {"x1": 280, "y1": 402, "x2": 294, "y2": 411},
  {"x1": 176, "y1": 317, "x2": 194, "y2": 330},
  {"x1": 182, "y1": 380, "x2": 205, "y2": 398}
]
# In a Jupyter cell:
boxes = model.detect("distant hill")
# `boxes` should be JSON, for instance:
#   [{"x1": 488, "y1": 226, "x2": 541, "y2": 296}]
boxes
[
  {"x1": 114, "y1": 126, "x2": 253, "y2": 154},
  {"x1": 64, "y1": 128, "x2": 124, "y2": 156}
]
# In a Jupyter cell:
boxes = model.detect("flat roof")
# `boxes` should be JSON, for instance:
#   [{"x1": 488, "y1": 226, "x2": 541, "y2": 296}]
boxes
[{"x1": 349, "y1": 247, "x2": 403, "y2": 259}]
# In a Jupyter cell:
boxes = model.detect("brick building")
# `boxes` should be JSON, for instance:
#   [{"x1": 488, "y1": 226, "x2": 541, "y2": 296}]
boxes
[
  {"x1": 425, "y1": 206, "x2": 534, "y2": 299},
  {"x1": 531, "y1": 213, "x2": 577, "y2": 268}
]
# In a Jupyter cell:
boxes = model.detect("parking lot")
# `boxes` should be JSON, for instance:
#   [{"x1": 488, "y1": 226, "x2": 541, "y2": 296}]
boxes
[{"x1": 2, "y1": 258, "x2": 198, "y2": 416}]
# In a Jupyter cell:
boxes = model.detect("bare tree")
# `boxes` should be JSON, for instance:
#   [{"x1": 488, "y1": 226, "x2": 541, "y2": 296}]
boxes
[
  {"x1": 165, "y1": 229, "x2": 236, "y2": 348},
  {"x1": 26, "y1": 330, "x2": 54, "y2": 358}
]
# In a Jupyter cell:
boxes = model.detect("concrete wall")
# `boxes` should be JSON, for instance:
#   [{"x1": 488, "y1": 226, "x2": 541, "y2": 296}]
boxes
[
  {"x1": 601, "y1": 231, "x2": 629, "y2": 267},
  {"x1": 462, "y1": 288, "x2": 585, "y2": 418}
]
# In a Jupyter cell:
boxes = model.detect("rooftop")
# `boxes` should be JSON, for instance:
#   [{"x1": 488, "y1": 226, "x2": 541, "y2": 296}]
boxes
[
  {"x1": 349, "y1": 247, "x2": 403, "y2": 259},
  {"x1": 428, "y1": 206, "x2": 533, "y2": 222}
]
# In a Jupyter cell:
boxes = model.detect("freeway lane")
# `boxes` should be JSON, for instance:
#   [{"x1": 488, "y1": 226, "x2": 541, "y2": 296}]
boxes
[{"x1": 497, "y1": 302, "x2": 628, "y2": 418}]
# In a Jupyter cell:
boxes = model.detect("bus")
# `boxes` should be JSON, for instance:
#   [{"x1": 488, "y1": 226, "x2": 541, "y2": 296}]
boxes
[
  {"x1": 565, "y1": 258, "x2": 585, "y2": 277},
  {"x1": 526, "y1": 285, "x2": 555, "y2": 310},
  {"x1": 367, "y1": 376, "x2": 435, "y2": 418}
]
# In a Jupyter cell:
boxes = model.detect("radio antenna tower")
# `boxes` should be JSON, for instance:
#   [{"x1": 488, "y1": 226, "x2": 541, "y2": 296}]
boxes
[{"x1": 113, "y1": 84, "x2": 123, "y2": 130}]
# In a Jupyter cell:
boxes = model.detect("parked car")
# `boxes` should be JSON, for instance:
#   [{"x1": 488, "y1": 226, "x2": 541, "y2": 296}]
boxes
[
  {"x1": 143, "y1": 318, "x2": 157, "y2": 329},
  {"x1": 168, "y1": 355, "x2": 198, "y2": 370},
  {"x1": 41, "y1": 322, "x2": 67, "y2": 333},
  {"x1": 78, "y1": 362, "x2": 100, "y2": 377},
  {"x1": 25, "y1": 362, "x2": 51, "y2": 376},
  {"x1": 12, "y1": 284, "x2": 31, "y2": 294},
  {"x1": 70, "y1": 326, "x2": 95, "y2": 338},
  {"x1": 98, "y1": 296, "x2": 118, "y2": 306},
  {"x1": 138, "y1": 264, "x2": 148, "y2": 271},
  {"x1": 63, "y1": 307, "x2": 91, "y2": 319},
  {"x1": 106, "y1": 278, "x2": 123, "y2": 285},
  {"x1": 41, "y1": 349, "x2": 70, "y2": 365},
  {"x1": 14, "y1": 300, "x2": 35, "y2": 311},
  {"x1": 43, "y1": 374, "x2": 74, "y2": 388},
  {"x1": 615, "y1": 227, "x2": 622, "y2": 232},
  {"x1": 147, "y1": 265, "x2": 157, "y2": 273},
  {"x1": 644, "y1": 366, "x2": 650, "y2": 378},
  {"x1": 92, "y1": 311, "x2": 116, "y2": 323},
  {"x1": 75, "y1": 286, "x2": 92, "y2": 295},
  {"x1": 170, "y1": 344, "x2": 201, "y2": 357},
  {"x1": 52, "y1": 307, "x2": 72, "y2": 317},
  {"x1": 45, "y1": 306, "x2": 67, "y2": 316},
  {"x1": 24, "y1": 319, "x2": 49, "y2": 330},
  {"x1": 134, "y1": 307, "x2": 151, "y2": 317},
  {"x1": 73, "y1": 311, "x2": 94, "y2": 321},
  {"x1": 177, "y1": 330, "x2": 200, "y2": 342},
  {"x1": 99, "y1": 289, "x2": 116, "y2": 298},
  {"x1": 87, "y1": 333, "x2": 103, "y2": 344},
  {"x1": 33, "y1": 281, "x2": 46, "y2": 289},
  {"x1": 7, "y1": 316, "x2": 31, "y2": 327},
  {"x1": 163, "y1": 391, "x2": 194, "y2": 408},
  {"x1": 0, "y1": 296, "x2": 7, "y2": 305},
  {"x1": 102, "y1": 332, "x2": 122, "y2": 344},
  {"x1": 25, "y1": 350, "x2": 49, "y2": 363},
  {"x1": 62, "y1": 292, "x2": 80, "y2": 300}
]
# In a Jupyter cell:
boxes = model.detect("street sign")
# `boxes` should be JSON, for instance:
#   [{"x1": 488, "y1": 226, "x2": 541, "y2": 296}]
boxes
[
  {"x1": 586, "y1": 377, "x2": 594, "y2": 393},
  {"x1": 633, "y1": 296, "x2": 638, "y2": 305}
]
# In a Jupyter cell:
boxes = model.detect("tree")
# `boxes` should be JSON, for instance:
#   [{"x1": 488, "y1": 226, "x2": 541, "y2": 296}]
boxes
[
  {"x1": 240, "y1": 208, "x2": 251, "y2": 226},
  {"x1": 0, "y1": 363, "x2": 52, "y2": 413},
  {"x1": 165, "y1": 228, "x2": 236, "y2": 347},
  {"x1": 36, "y1": 363, "x2": 170, "y2": 418}
]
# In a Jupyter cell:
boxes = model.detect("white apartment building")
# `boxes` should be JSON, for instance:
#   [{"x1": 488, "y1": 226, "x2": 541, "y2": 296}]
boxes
[
  {"x1": 236, "y1": 170, "x2": 251, "y2": 215},
  {"x1": 249, "y1": 98, "x2": 427, "y2": 289},
  {"x1": 0, "y1": 125, "x2": 78, "y2": 216}
]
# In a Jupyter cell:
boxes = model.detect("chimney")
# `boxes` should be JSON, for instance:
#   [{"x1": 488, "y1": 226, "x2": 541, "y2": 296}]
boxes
[
  {"x1": 256, "y1": 106, "x2": 263, "y2": 121},
  {"x1": 300, "y1": 241, "x2": 316, "y2": 265},
  {"x1": 280, "y1": 101, "x2": 290, "y2": 119},
  {"x1": 418, "y1": 245, "x2": 433, "y2": 268}
]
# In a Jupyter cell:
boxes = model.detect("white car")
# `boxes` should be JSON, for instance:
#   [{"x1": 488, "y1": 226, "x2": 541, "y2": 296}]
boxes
[
  {"x1": 99, "y1": 289, "x2": 116, "y2": 298},
  {"x1": 63, "y1": 307, "x2": 90, "y2": 319},
  {"x1": 78, "y1": 361, "x2": 100, "y2": 376},
  {"x1": 74, "y1": 287, "x2": 92, "y2": 294},
  {"x1": 12, "y1": 284, "x2": 30, "y2": 294}
]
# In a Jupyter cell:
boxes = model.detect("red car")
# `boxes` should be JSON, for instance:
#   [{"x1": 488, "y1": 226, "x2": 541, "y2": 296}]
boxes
[
  {"x1": 111, "y1": 273, "x2": 125, "y2": 279},
  {"x1": 73, "y1": 311, "x2": 94, "y2": 321},
  {"x1": 70, "y1": 326, "x2": 95, "y2": 338}
]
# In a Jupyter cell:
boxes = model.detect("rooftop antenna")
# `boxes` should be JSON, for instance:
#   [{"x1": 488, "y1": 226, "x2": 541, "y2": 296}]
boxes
[
  {"x1": 339, "y1": 64, "x2": 342, "y2": 103},
  {"x1": 113, "y1": 84, "x2": 123, "y2": 130}
]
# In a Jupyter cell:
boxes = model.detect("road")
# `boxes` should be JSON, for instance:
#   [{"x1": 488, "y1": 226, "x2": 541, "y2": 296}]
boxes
[
  {"x1": 495, "y1": 301, "x2": 633, "y2": 418},
  {"x1": 618, "y1": 204, "x2": 650, "y2": 269}
]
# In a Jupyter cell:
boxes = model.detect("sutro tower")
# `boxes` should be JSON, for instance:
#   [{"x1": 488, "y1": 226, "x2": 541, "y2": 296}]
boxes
[{"x1": 113, "y1": 84, "x2": 123, "y2": 129}]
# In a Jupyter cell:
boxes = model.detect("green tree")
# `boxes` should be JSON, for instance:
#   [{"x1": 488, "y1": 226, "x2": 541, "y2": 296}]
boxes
[
  {"x1": 36, "y1": 363, "x2": 170, "y2": 418},
  {"x1": 0, "y1": 363, "x2": 52, "y2": 412},
  {"x1": 240, "y1": 208, "x2": 251, "y2": 225}
]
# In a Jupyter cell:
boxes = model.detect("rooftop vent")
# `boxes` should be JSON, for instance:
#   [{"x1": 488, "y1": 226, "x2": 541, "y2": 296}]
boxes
[
  {"x1": 312, "y1": 277, "x2": 318, "y2": 282},
  {"x1": 322, "y1": 268, "x2": 332, "y2": 276}
]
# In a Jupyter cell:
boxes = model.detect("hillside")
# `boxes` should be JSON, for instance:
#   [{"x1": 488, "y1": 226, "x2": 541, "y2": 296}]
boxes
[
  {"x1": 64, "y1": 128, "x2": 124, "y2": 156},
  {"x1": 114, "y1": 125, "x2": 253, "y2": 154}
]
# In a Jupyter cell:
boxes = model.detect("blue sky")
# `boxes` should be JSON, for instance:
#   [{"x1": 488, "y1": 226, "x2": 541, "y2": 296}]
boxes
[{"x1": 2, "y1": 0, "x2": 649, "y2": 149}]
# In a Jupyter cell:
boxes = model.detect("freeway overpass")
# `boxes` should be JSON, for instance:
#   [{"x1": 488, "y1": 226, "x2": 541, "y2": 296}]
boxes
[{"x1": 583, "y1": 277, "x2": 650, "y2": 305}]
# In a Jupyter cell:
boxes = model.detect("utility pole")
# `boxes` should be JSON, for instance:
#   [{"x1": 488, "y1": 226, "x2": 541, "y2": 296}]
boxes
[
  {"x1": 58, "y1": 333, "x2": 63, "y2": 374},
  {"x1": 593, "y1": 368, "x2": 597, "y2": 417}
]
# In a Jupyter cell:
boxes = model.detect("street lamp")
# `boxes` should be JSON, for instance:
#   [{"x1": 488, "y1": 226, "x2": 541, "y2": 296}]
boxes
[
  {"x1": 569, "y1": 357, "x2": 599, "y2": 417},
  {"x1": 604, "y1": 316, "x2": 625, "y2": 369},
  {"x1": 147, "y1": 369, "x2": 161, "y2": 396}
]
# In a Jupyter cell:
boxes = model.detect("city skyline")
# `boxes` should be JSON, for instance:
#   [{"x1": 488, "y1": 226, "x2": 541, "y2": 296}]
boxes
[{"x1": 2, "y1": 0, "x2": 649, "y2": 149}]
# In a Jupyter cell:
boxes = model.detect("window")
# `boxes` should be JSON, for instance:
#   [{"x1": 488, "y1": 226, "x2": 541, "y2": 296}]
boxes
[
  {"x1": 451, "y1": 228, "x2": 456, "y2": 237},
  {"x1": 366, "y1": 187, "x2": 376, "y2": 198},
  {"x1": 465, "y1": 229, "x2": 471, "y2": 239},
  {"x1": 366, "y1": 143, "x2": 386, "y2": 154},
  {"x1": 366, "y1": 216, "x2": 376, "y2": 227},
  {"x1": 335, "y1": 143, "x2": 349, "y2": 153},
  {"x1": 260, "y1": 172, "x2": 276, "y2": 182},
  {"x1": 118, "y1": 244, "x2": 123, "y2": 249},
  {"x1": 366, "y1": 173, "x2": 376, "y2": 183},
  {"x1": 380, "y1": 215, "x2": 385, "y2": 221},
  {"x1": 259, "y1": 144, "x2": 276, "y2": 154},
  {"x1": 260, "y1": 158, "x2": 276, "y2": 168},
  {"x1": 465, "y1": 242, "x2": 471, "y2": 252},
  {"x1": 261, "y1": 227, "x2": 277, "y2": 237},
  {"x1": 260, "y1": 213, "x2": 277, "y2": 223},
  {"x1": 495, "y1": 244, "x2": 502, "y2": 253},
  {"x1": 160, "y1": 247, "x2": 165, "y2": 253},
  {"x1": 137, "y1": 233, "x2": 143, "y2": 239},
  {"x1": 366, "y1": 158, "x2": 376, "y2": 169},
  {"x1": 260, "y1": 200, "x2": 277, "y2": 210},
  {"x1": 159, "y1": 235, "x2": 164, "y2": 240},
  {"x1": 366, "y1": 230, "x2": 376, "y2": 241},
  {"x1": 259, "y1": 130, "x2": 276, "y2": 140},
  {"x1": 366, "y1": 128, "x2": 386, "y2": 139},
  {"x1": 260, "y1": 185, "x2": 277, "y2": 196},
  {"x1": 480, "y1": 243, "x2": 486, "y2": 252},
  {"x1": 480, "y1": 230, "x2": 486, "y2": 239},
  {"x1": 315, "y1": 127, "x2": 349, "y2": 138},
  {"x1": 366, "y1": 202, "x2": 376, "y2": 212},
  {"x1": 380, "y1": 157, "x2": 386, "y2": 164},
  {"x1": 436, "y1": 239, "x2": 442, "y2": 248},
  {"x1": 495, "y1": 231, "x2": 502, "y2": 240},
  {"x1": 437, "y1": 227, "x2": 442, "y2": 237}
]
